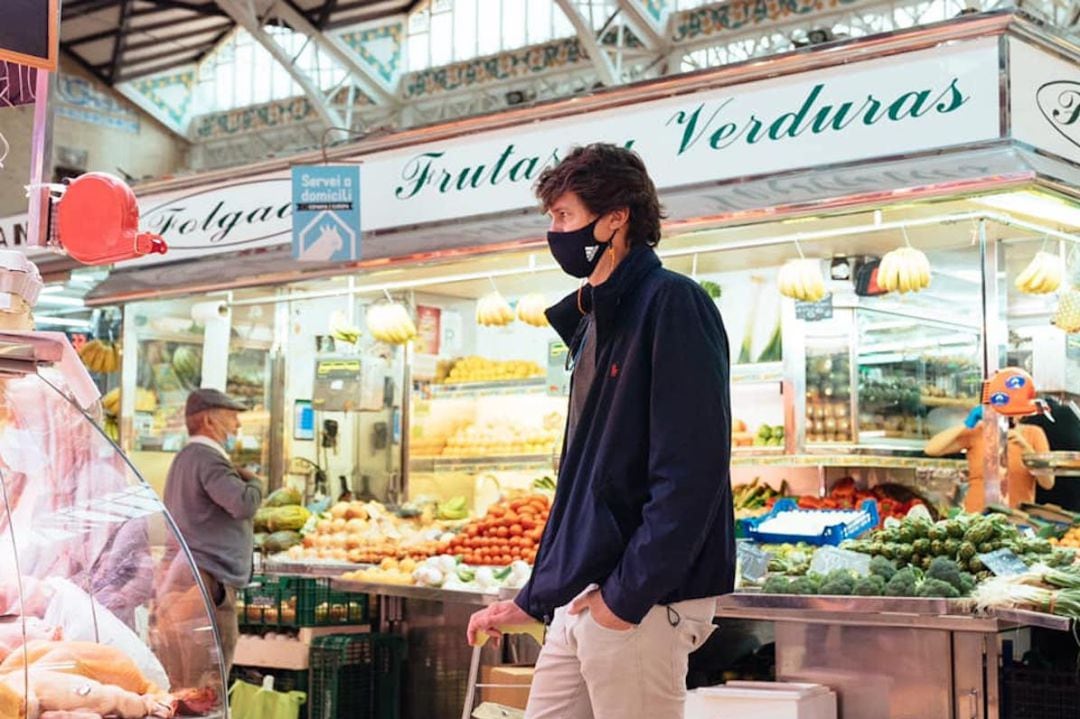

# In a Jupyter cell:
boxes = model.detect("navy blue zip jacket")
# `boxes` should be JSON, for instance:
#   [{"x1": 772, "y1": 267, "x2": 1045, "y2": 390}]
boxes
[{"x1": 514, "y1": 245, "x2": 736, "y2": 625}]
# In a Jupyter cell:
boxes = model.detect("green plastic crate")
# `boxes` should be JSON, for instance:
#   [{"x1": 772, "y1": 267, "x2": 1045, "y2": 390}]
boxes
[
  {"x1": 309, "y1": 633, "x2": 406, "y2": 719},
  {"x1": 238, "y1": 575, "x2": 370, "y2": 628}
]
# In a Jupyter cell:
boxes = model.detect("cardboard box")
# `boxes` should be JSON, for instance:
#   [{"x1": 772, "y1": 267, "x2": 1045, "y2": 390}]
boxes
[
  {"x1": 233, "y1": 635, "x2": 310, "y2": 670},
  {"x1": 479, "y1": 666, "x2": 534, "y2": 710}
]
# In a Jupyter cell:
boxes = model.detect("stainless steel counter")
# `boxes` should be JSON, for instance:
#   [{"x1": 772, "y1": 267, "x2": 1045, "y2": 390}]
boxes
[
  {"x1": 715, "y1": 593, "x2": 1074, "y2": 719},
  {"x1": 715, "y1": 592, "x2": 1074, "y2": 632},
  {"x1": 264, "y1": 560, "x2": 517, "y2": 605}
]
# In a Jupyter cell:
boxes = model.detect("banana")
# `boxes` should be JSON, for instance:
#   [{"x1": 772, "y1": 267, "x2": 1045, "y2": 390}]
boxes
[
  {"x1": 878, "y1": 247, "x2": 931, "y2": 294},
  {"x1": 477, "y1": 292, "x2": 514, "y2": 327},
  {"x1": 1016, "y1": 251, "x2": 1063, "y2": 294}
]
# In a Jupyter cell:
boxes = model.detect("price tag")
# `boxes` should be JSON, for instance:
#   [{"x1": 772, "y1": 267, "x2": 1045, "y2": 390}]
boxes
[
  {"x1": 795, "y1": 294, "x2": 834, "y2": 321},
  {"x1": 547, "y1": 340, "x2": 570, "y2": 397},
  {"x1": 978, "y1": 548, "x2": 1029, "y2": 577},
  {"x1": 809, "y1": 545, "x2": 871, "y2": 576},
  {"x1": 736, "y1": 541, "x2": 771, "y2": 581}
]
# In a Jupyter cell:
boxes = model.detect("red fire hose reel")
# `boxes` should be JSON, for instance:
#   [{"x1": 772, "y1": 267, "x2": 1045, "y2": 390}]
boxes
[{"x1": 53, "y1": 172, "x2": 167, "y2": 265}]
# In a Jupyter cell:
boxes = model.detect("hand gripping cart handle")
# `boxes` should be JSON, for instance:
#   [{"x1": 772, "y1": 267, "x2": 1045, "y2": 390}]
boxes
[{"x1": 462, "y1": 622, "x2": 545, "y2": 719}]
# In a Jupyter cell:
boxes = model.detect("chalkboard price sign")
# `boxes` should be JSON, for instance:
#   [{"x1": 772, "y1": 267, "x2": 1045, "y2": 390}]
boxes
[
  {"x1": 0, "y1": 0, "x2": 59, "y2": 71},
  {"x1": 795, "y1": 294, "x2": 834, "y2": 322}
]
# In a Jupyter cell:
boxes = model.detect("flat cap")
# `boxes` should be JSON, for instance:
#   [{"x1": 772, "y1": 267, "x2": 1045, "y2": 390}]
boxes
[{"x1": 185, "y1": 388, "x2": 247, "y2": 416}]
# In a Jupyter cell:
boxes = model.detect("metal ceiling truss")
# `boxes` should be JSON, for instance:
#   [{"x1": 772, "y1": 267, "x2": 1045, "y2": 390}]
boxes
[{"x1": 56, "y1": 0, "x2": 1079, "y2": 172}]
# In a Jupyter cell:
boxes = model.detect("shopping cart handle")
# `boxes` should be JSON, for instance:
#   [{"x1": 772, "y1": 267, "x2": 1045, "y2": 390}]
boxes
[{"x1": 471, "y1": 622, "x2": 545, "y2": 647}]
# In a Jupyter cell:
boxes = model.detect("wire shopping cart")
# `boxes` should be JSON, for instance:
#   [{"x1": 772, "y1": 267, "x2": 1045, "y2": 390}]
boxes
[{"x1": 461, "y1": 622, "x2": 545, "y2": 719}]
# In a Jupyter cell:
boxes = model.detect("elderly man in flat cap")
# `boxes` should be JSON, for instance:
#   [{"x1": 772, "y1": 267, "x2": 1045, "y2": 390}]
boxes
[{"x1": 163, "y1": 388, "x2": 264, "y2": 672}]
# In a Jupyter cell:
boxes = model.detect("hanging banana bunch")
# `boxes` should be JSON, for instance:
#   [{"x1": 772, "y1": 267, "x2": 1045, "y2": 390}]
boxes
[
  {"x1": 477, "y1": 290, "x2": 515, "y2": 327},
  {"x1": 79, "y1": 339, "x2": 121, "y2": 374},
  {"x1": 1015, "y1": 251, "x2": 1063, "y2": 295},
  {"x1": 778, "y1": 258, "x2": 827, "y2": 302},
  {"x1": 516, "y1": 293, "x2": 549, "y2": 328},
  {"x1": 366, "y1": 302, "x2": 417, "y2": 345},
  {"x1": 877, "y1": 232, "x2": 932, "y2": 295}
]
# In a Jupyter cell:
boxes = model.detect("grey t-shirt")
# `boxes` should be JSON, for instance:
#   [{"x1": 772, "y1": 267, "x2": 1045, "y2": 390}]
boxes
[
  {"x1": 163, "y1": 442, "x2": 263, "y2": 588},
  {"x1": 567, "y1": 316, "x2": 597, "y2": 445}
]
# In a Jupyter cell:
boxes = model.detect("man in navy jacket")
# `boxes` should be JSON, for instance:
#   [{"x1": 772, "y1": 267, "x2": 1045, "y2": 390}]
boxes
[{"x1": 467, "y1": 143, "x2": 735, "y2": 719}]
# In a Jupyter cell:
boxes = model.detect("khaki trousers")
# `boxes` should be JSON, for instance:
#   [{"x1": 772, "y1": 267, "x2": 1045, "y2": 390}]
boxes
[
  {"x1": 524, "y1": 593, "x2": 716, "y2": 719},
  {"x1": 199, "y1": 570, "x2": 239, "y2": 674}
]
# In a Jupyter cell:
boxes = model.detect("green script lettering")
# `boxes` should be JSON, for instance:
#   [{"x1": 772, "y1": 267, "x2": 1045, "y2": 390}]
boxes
[
  {"x1": 934, "y1": 78, "x2": 969, "y2": 113},
  {"x1": 395, "y1": 152, "x2": 444, "y2": 199},
  {"x1": 769, "y1": 84, "x2": 824, "y2": 139},
  {"x1": 887, "y1": 90, "x2": 932, "y2": 120}
]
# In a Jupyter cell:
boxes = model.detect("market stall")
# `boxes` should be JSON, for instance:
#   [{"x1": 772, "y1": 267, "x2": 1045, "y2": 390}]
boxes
[
  {"x1": 0, "y1": 333, "x2": 226, "y2": 717},
  {"x1": 28, "y1": 8, "x2": 1079, "y2": 719}
]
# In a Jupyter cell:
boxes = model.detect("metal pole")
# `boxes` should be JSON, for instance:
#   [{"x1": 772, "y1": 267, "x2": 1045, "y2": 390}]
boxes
[{"x1": 978, "y1": 220, "x2": 1006, "y2": 508}]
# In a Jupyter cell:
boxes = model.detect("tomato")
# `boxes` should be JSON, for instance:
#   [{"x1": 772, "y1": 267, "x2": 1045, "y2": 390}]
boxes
[
  {"x1": 521, "y1": 518, "x2": 537, "y2": 530},
  {"x1": 496, "y1": 527, "x2": 509, "y2": 538},
  {"x1": 509, "y1": 523, "x2": 523, "y2": 535},
  {"x1": 511, "y1": 547, "x2": 522, "y2": 558},
  {"x1": 489, "y1": 506, "x2": 505, "y2": 517}
]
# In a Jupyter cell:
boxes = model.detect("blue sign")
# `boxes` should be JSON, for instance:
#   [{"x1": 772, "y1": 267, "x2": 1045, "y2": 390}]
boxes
[
  {"x1": 1005, "y1": 374, "x2": 1026, "y2": 390},
  {"x1": 291, "y1": 165, "x2": 361, "y2": 262}
]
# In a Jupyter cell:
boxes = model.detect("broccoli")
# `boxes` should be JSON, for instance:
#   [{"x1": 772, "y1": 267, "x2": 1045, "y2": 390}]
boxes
[
  {"x1": 853, "y1": 574, "x2": 887, "y2": 596},
  {"x1": 869, "y1": 555, "x2": 898, "y2": 581},
  {"x1": 884, "y1": 567, "x2": 919, "y2": 597},
  {"x1": 916, "y1": 578, "x2": 961, "y2": 598},
  {"x1": 762, "y1": 575, "x2": 792, "y2": 594},
  {"x1": 787, "y1": 576, "x2": 819, "y2": 595},
  {"x1": 926, "y1": 557, "x2": 973, "y2": 595},
  {"x1": 819, "y1": 570, "x2": 857, "y2": 596}
]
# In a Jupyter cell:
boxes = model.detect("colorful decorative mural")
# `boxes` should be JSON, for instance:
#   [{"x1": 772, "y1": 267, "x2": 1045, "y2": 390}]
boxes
[
  {"x1": 644, "y1": 0, "x2": 667, "y2": 23},
  {"x1": 404, "y1": 37, "x2": 588, "y2": 98},
  {"x1": 673, "y1": 0, "x2": 861, "y2": 41},
  {"x1": 191, "y1": 97, "x2": 316, "y2": 140},
  {"x1": 339, "y1": 22, "x2": 404, "y2": 86},
  {"x1": 127, "y1": 70, "x2": 195, "y2": 129},
  {"x1": 55, "y1": 75, "x2": 140, "y2": 133}
]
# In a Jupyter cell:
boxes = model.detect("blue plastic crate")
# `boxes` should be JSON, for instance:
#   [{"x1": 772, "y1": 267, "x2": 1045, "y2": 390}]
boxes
[{"x1": 744, "y1": 498, "x2": 879, "y2": 546}]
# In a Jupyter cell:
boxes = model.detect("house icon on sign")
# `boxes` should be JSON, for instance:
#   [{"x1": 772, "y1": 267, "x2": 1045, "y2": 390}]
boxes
[{"x1": 298, "y1": 211, "x2": 357, "y2": 262}]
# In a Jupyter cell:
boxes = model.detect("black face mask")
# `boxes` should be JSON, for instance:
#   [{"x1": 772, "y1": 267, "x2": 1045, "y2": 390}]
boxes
[{"x1": 547, "y1": 218, "x2": 613, "y2": 278}]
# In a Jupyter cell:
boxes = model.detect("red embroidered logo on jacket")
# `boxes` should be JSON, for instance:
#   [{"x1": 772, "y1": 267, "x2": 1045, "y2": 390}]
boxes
[{"x1": 610, "y1": 363, "x2": 619, "y2": 378}]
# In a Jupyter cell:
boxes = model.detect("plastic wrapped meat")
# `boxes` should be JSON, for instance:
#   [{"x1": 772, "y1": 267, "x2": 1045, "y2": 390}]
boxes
[
  {"x1": 0, "y1": 669, "x2": 172, "y2": 718},
  {"x1": 0, "y1": 373, "x2": 137, "y2": 590},
  {"x1": 0, "y1": 640, "x2": 161, "y2": 695}
]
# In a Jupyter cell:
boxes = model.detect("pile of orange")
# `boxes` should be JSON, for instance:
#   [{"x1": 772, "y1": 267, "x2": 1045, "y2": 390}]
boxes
[
  {"x1": 446, "y1": 494, "x2": 550, "y2": 566},
  {"x1": 1049, "y1": 525, "x2": 1080, "y2": 550}
]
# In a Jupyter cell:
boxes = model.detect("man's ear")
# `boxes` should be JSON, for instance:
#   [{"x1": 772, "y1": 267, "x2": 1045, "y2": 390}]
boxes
[{"x1": 609, "y1": 207, "x2": 630, "y2": 230}]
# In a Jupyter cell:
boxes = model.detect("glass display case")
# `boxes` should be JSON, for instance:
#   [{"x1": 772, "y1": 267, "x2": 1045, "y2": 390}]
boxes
[
  {"x1": 804, "y1": 317, "x2": 855, "y2": 446},
  {"x1": 856, "y1": 307, "x2": 981, "y2": 446},
  {"x1": 0, "y1": 334, "x2": 224, "y2": 716},
  {"x1": 128, "y1": 296, "x2": 273, "y2": 472}
]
